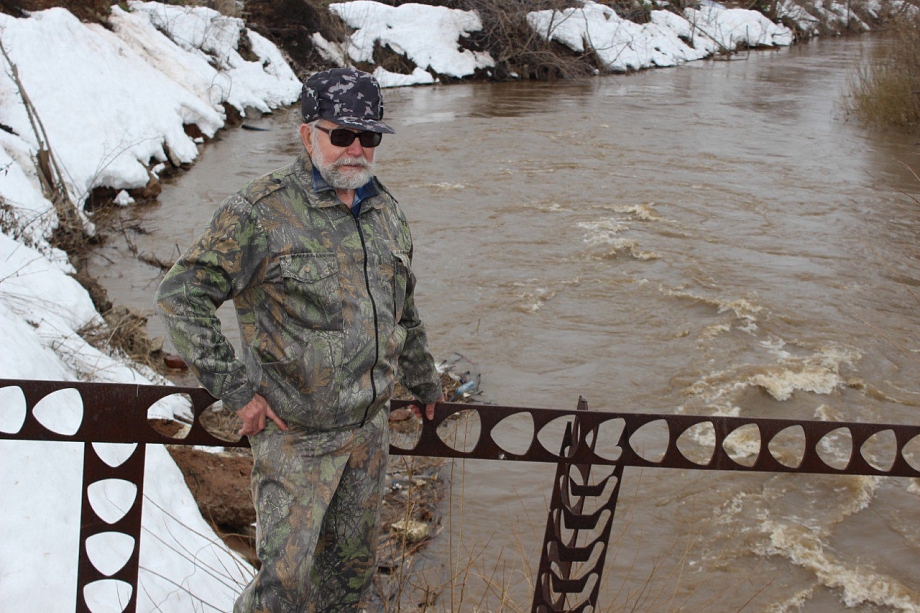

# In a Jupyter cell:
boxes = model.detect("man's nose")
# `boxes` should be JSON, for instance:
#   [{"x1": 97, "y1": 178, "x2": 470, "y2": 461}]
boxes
[{"x1": 346, "y1": 137, "x2": 366, "y2": 156}]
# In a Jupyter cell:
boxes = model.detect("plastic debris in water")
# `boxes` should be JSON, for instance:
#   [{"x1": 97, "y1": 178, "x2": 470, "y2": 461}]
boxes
[{"x1": 454, "y1": 373, "x2": 481, "y2": 397}]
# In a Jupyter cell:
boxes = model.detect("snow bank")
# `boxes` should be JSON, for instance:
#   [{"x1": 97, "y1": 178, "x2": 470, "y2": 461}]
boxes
[
  {"x1": 528, "y1": 0, "x2": 793, "y2": 72},
  {"x1": 311, "y1": 0, "x2": 796, "y2": 81},
  {"x1": 0, "y1": 2, "x2": 300, "y2": 217},
  {"x1": 314, "y1": 1, "x2": 494, "y2": 86}
]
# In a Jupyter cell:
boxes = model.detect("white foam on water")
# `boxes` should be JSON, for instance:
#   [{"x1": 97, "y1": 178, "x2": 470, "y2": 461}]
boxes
[
  {"x1": 677, "y1": 368, "x2": 744, "y2": 415},
  {"x1": 749, "y1": 366, "x2": 840, "y2": 402},
  {"x1": 674, "y1": 342, "x2": 863, "y2": 426},
  {"x1": 613, "y1": 203, "x2": 661, "y2": 220},
  {"x1": 664, "y1": 287, "x2": 763, "y2": 324},
  {"x1": 757, "y1": 508, "x2": 920, "y2": 611},
  {"x1": 589, "y1": 202, "x2": 664, "y2": 221},
  {"x1": 506, "y1": 277, "x2": 584, "y2": 313},
  {"x1": 724, "y1": 424, "x2": 763, "y2": 459},
  {"x1": 720, "y1": 297, "x2": 763, "y2": 322},
  {"x1": 765, "y1": 586, "x2": 815, "y2": 612},
  {"x1": 406, "y1": 181, "x2": 466, "y2": 191},
  {"x1": 908, "y1": 480, "x2": 920, "y2": 496},
  {"x1": 511, "y1": 284, "x2": 556, "y2": 313},
  {"x1": 716, "y1": 473, "x2": 919, "y2": 611},
  {"x1": 761, "y1": 336, "x2": 792, "y2": 359},
  {"x1": 578, "y1": 219, "x2": 659, "y2": 260},
  {"x1": 748, "y1": 345, "x2": 860, "y2": 402},
  {"x1": 814, "y1": 403, "x2": 844, "y2": 422},
  {"x1": 700, "y1": 322, "x2": 732, "y2": 339}
]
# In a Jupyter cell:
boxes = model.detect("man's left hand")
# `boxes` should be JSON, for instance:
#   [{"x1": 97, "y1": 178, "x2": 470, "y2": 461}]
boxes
[{"x1": 411, "y1": 395, "x2": 444, "y2": 421}]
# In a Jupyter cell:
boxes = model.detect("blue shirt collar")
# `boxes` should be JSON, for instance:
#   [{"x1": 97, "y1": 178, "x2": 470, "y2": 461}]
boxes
[{"x1": 311, "y1": 166, "x2": 378, "y2": 217}]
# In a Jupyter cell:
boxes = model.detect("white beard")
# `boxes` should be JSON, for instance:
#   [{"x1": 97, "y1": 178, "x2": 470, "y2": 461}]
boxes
[{"x1": 310, "y1": 148, "x2": 375, "y2": 190}]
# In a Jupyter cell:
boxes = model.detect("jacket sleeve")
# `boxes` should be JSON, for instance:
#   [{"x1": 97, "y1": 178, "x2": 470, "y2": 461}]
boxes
[
  {"x1": 396, "y1": 246, "x2": 442, "y2": 404},
  {"x1": 155, "y1": 194, "x2": 268, "y2": 411}
]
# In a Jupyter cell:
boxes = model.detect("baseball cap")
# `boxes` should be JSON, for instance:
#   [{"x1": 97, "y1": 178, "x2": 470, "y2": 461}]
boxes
[{"x1": 301, "y1": 67, "x2": 394, "y2": 134}]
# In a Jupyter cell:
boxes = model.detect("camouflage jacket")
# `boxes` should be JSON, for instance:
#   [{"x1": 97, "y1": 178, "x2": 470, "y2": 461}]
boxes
[{"x1": 156, "y1": 152, "x2": 442, "y2": 431}]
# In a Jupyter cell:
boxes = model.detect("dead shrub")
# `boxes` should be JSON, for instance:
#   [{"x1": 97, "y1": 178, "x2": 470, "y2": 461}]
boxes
[
  {"x1": 80, "y1": 305, "x2": 165, "y2": 371},
  {"x1": 243, "y1": 0, "x2": 342, "y2": 75},
  {"x1": 1, "y1": 0, "x2": 111, "y2": 23},
  {"x1": 371, "y1": 42, "x2": 417, "y2": 76},
  {"x1": 452, "y1": 0, "x2": 601, "y2": 80},
  {"x1": 847, "y1": 9, "x2": 920, "y2": 130},
  {"x1": 161, "y1": 0, "x2": 242, "y2": 17}
]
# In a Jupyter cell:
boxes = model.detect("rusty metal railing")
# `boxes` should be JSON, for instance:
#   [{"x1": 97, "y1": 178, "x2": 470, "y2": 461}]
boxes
[{"x1": 2, "y1": 379, "x2": 919, "y2": 612}]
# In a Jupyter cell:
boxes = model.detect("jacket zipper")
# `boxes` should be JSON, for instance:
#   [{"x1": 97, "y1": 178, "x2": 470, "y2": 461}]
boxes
[{"x1": 355, "y1": 214, "x2": 380, "y2": 426}]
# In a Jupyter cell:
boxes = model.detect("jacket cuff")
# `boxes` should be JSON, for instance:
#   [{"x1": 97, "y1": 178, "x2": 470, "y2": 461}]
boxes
[
  {"x1": 222, "y1": 383, "x2": 256, "y2": 412},
  {"x1": 410, "y1": 381, "x2": 443, "y2": 404}
]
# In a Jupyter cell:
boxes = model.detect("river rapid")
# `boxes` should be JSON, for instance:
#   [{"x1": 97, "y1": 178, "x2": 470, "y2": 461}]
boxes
[{"x1": 87, "y1": 36, "x2": 920, "y2": 611}]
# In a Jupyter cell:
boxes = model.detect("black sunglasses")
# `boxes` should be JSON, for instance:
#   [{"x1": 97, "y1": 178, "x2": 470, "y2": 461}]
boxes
[{"x1": 315, "y1": 126, "x2": 382, "y2": 148}]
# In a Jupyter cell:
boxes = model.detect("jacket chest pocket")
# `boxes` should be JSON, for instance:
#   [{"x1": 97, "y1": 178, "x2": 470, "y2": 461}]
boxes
[{"x1": 278, "y1": 253, "x2": 343, "y2": 330}]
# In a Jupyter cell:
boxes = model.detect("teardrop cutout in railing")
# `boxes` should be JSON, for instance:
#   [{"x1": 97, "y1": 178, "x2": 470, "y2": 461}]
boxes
[
  {"x1": 904, "y1": 434, "x2": 920, "y2": 472},
  {"x1": 198, "y1": 399, "x2": 243, "y2": 443},
  {"x1": 32, "y1": 387, "x2": 83, "y2": 436},
  {"x1": 436, "y1": 409, "x2": 481, "y2": 454},
  {"x1": 390, "y1": 420, "x2": 422, "y2": 455},
  {"x1": 676, "y1": 421, "x2": 716, "y2": 466},
  {"x1": 87, "y1": 479, "x2": 138, "y2": 525},
  {"x1": 91, "y1": 443, "x2": 139, "y2": 468},
  {"x1": 83, "y1": 579, "x2": 133, "y2": 613},
  {"x1": 0, "y1": 385, "x2": 26, "y2": 434},
  {"x1": 491, "y1": 411, "x2": 535, "y2": 457},
  {"x1": 538, "y1": 415, "x2": 576, "y2": 458},
  {"x1": 723, "y1": 423, "x2": 761, "y2": 468},
  {"x1": 628, "y1": 419, "x2": 669, "y2": 464},
  {"x1": 768, "y1": 425, "x2": 806, "y2": 469},
  {"x1": 816, "y1": 427, "x2": 853, "y2": 470},
  {"x1": 860, "y1": 429, "x2": 897, "y2": 472},
  {"x1": 85, "y1": 532, "x2": 136, "y2": 577},
  {"x1": 146, "y1": 393, "x2": 193, "y2": 440}
]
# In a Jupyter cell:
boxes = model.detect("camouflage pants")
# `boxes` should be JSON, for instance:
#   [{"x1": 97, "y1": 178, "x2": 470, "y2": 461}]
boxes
[{"x1": 234, "y1": 409, "x2": 388, "y2": 613}]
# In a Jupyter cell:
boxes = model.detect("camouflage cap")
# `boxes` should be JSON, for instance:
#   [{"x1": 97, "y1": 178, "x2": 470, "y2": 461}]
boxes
[{"x1": 301, "y1": 67, "x2": 394, "y2": 134}]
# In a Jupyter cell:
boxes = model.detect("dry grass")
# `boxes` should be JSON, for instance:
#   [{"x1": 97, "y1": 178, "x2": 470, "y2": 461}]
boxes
[
  {"x1": 79, "y1": 305, "x2": 165, "y2": 371},
  {"x1": 847, "y1": 10, "x2": 920, "y2": 130},
  {"x1": 160, "y1": 0, "x2": 242, "y2": 17}
]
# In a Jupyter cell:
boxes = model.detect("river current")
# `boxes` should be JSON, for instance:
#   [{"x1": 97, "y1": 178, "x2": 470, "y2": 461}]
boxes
[{"x1": 88, "y1": 36, "x2": 920, "y2": 611}]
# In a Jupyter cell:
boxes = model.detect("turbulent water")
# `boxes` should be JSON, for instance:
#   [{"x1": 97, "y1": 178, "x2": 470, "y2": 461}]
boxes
[{"x1": 88, "y1": 36, "x2": 920, "y2": 611}]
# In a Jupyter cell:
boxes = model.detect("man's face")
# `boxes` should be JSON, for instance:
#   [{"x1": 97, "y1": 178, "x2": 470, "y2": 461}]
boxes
[{"x1": 301, "y1": 120, "x2": 377, "y2": 190}]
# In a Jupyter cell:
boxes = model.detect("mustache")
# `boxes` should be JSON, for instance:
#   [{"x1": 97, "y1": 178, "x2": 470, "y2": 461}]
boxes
[{"x1": 332, "y1": 157, "x2": 370, "y2": 169}]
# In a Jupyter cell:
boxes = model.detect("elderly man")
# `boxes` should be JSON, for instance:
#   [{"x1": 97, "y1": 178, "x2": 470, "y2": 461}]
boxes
[{"x1": 156, "y1": 67, "x2": 442, "y2": 612}]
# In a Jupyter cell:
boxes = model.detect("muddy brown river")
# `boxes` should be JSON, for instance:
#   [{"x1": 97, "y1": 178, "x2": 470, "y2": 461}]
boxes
[{"x1": 88, "y1": 36, "x2": 920, "y2": 611}]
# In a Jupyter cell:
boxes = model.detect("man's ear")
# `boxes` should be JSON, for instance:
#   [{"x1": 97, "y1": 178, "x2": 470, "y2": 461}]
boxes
[{"x1": 299, "y1": 123, "x2": 313, "y2": 154}]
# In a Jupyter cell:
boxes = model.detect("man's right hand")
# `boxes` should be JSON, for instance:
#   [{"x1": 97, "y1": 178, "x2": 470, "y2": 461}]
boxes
[{"x1": 237, "y1": 393, "x2": 288, "y2": 436}]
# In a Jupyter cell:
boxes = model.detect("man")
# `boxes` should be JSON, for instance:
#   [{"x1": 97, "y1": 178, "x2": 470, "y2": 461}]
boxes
[{"x1": 156, "y1": 67, "x2": 443, "y2": 612}]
